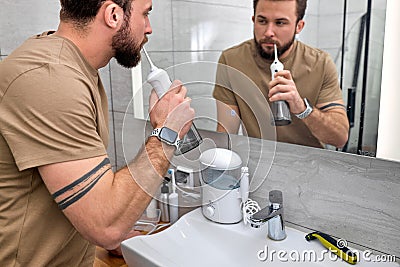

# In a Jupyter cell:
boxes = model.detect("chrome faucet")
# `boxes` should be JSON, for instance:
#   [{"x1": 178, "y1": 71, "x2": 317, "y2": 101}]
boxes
[{"x1": 249, "y1": 190, "x2": 287, "y2": 241}]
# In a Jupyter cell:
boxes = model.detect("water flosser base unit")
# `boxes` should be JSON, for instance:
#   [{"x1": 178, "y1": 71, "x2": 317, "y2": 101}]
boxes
[{"x1": 199, "y1": 148, "x2": 247, "y2": 224}]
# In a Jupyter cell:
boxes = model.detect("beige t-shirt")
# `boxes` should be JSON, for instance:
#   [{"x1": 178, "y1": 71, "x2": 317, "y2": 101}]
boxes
[
  {"x1": 0, "y1": 32, "x2": 109, "y2": 266},
  {"x1": 213, "y1": 39, "x2": 343, "y2": 148}
]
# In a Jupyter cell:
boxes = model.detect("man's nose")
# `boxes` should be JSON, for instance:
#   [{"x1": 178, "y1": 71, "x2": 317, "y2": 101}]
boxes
[{"x1": 263, "y1": 23, "x2": 275, "y2": 38}]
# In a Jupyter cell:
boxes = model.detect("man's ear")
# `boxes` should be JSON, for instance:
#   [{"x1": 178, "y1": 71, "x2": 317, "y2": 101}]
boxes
[
  {"x1": 296, "y1": 20, "x2": 305, "y2": 34},
  {"x1": 104, "y1": 3, "x2": 124, "y2": 28}
]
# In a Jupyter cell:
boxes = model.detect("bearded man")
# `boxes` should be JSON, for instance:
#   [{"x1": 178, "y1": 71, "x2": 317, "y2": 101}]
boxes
[
  {"x1": 0, "y1": 0, "x2": 194, "y2": 265},
  {"x1": 213, "y1": 0, "x2": 349, "y2": 149}
]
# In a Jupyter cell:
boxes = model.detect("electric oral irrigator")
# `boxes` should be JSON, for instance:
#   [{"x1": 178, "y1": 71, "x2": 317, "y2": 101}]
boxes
[
  {"x1": 270, "y1": 44, "x2": 292, "y2": 126},
  {"x1": 142, "y1": 47, "x2": 202, "y2": 155}
]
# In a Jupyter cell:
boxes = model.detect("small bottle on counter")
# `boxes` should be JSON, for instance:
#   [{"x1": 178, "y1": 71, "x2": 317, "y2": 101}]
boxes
[
  {"x1": 168, "y1": 169, "x2": 179, "y2": 224},
  {"x1": 146, "y1": 198, "x2": 158, "y2": 219},
  {"x1": 160, "y1": 181, "x2": 170, "y2": 222}
]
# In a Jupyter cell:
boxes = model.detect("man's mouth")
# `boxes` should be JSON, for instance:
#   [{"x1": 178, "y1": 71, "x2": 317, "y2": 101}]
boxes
[{"x1": 141, "y1": 36, "x2": 149, "y2": 47}]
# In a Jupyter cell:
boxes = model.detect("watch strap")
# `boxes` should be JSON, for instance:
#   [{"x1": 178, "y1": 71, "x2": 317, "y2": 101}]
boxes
[
  {"x1": 150, "y1": 128, "x2": 161, "y2": 137},
  {"x1": 295, "y1": 98, "x2": 313, "y2": 119},
  {"x1": 150, "y1": 127, "x2": 181, "y2": 149}
]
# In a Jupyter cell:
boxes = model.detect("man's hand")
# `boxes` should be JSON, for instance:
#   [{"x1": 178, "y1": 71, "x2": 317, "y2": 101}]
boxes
[
  {"x1": 149, "y1": 80, "x2": 194, "y2": 138},
  {"x1": 267, "y1": 70, "x2": 349, "y2": 147},
  {"x1": 267, "y1": 70, "x2": 305, "y2": 114}
]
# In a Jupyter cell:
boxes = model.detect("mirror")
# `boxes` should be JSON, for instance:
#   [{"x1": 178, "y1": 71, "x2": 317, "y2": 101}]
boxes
[
  {"x1": 136, "y1": 0, "x2": 387, "y2": 158},
  {"x1": 333, "y1": 0, "x2": 387, "y2": 157}
]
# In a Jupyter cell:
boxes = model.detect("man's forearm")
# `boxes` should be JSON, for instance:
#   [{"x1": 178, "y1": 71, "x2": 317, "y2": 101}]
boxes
[
  {"x1": 93, "y1": 137, "x2": 174, "y2": 249},
  {"x1": 125, "y1": 136, "x2": 174, "y2": 197},
  {"x1": 303, "y1": 108, "x2": 349, "y2": 148}
]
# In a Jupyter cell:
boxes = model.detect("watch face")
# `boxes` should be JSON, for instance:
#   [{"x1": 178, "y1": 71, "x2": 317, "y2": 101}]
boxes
[{"x1": 159, "y1": 127, "x2": 178, "y2": 144}]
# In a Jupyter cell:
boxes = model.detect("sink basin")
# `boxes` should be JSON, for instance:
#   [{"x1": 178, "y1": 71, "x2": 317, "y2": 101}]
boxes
[{"x1": 122, "y1": 208, "x2": 399, "y2": 267}]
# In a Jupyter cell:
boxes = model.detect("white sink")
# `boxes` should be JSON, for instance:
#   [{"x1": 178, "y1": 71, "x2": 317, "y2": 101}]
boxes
[{"x1": 121, "y1": 208, "x2": 399, "y2": 267}]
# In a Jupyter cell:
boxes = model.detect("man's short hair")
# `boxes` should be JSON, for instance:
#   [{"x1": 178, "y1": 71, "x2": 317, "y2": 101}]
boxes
[
  {"x1": 59, "y1": 0, "x2": 133, "y2": 27},
  {"x1": 253, "y1": 0, "x2": 307, "y2": 22}
]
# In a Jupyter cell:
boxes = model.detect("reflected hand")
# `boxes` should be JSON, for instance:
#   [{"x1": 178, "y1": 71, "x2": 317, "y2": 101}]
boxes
[{"x1": 268, "y1": 70, "x2": 306, "y2": 114}]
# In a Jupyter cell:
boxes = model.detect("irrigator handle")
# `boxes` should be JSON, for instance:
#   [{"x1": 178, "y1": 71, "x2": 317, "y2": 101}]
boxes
[
  {"x1": 269, "y1": 44, "x2": 291, "y2": 126},
  {"x1": 143, "y1": 48, "x2": 171, "y2": 98},
  {"x1": 142, "y1": 47, "x2": 203, "y2": 155},
  {"x1": 147, "y1": 68, "x2": 172, "y2": 98}
]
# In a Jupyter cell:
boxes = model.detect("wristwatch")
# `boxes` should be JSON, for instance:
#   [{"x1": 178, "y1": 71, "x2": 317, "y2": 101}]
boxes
[
  {"x1": 150, "y1": 127, "x2": 181, "y2": 149},
  {"x1": 295, "y1": 98, "x2": 313, "y2": 119}
]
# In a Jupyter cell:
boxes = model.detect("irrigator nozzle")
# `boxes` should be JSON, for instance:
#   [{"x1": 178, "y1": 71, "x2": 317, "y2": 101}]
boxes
[
  {"x1": 274, "y1": 43, "x2": 279, "y2": 61},
  {"x1": 142, "y1": 47, "x2": 157, "y2": 71}
]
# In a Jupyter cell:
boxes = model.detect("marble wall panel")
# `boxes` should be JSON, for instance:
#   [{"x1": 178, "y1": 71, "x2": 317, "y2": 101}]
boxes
[{"x1": 239, "y1": 137, "x2": 400, "y2": 258}]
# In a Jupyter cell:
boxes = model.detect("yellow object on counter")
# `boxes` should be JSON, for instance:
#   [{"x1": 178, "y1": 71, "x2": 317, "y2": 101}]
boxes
[{"x1": 305, "y1": 231, "x2": 358, "y2": 265}]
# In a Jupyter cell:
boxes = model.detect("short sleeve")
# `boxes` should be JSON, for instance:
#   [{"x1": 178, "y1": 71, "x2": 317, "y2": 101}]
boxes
[
  {"x1": 317, "y1": 55, "x2": 343, "y2": 104},
  {"x1": 0, "y1": 64, "x2": 107, "y2": 171},
  {"x1": 212, "y1": 53, "x2": 238, "y2": 106}
]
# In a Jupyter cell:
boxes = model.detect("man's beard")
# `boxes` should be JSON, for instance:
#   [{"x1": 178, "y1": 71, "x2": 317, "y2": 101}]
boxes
[
  {"x1": 255, "y1": 33, "x2": 295, "y2": 61},
  {"x1": 112, "y1": 17, "x2": 148, "y2": 68}
]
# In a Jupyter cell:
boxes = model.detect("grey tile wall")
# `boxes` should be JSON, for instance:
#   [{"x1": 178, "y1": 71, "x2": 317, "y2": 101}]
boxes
[
  {"x1": 145, "y1": 0, "x2": 174, "y2": 52},
  {"x1": 0, "y1": 0, "x2": 60, "y2": 55}
]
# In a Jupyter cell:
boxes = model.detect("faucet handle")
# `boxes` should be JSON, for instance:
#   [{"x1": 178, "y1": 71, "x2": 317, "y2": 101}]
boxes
[{"x1": 269, "y1": 190, "x2": 283, "y2": 205}]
